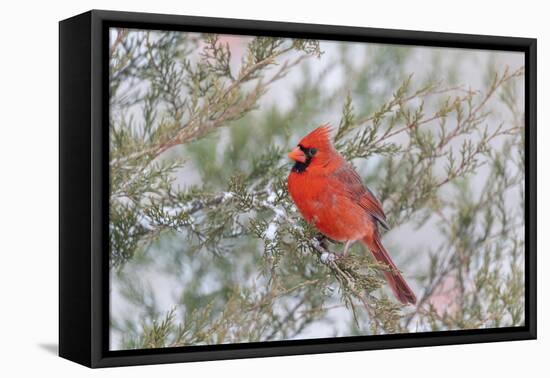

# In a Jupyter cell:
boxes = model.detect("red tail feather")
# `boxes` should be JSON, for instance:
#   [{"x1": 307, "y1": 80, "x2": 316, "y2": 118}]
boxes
[{"x1": 362, "y1": 234, "x2": 416, "y2": 305}]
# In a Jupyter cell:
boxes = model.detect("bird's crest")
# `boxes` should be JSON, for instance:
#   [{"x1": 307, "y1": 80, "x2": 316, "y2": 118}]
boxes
[{"x1": 298, "y1": 124, "x2": 334, "y2": 150}]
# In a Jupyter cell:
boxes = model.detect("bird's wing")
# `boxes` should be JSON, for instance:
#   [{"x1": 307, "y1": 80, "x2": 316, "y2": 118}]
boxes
[{"x1": 330, "y1": 163, "x2": 389, "y2": 229}]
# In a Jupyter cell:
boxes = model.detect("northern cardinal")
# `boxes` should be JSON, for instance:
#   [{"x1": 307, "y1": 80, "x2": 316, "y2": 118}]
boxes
[{"x1": 287, "y1": 125, "x2": 416, "y2": 305}]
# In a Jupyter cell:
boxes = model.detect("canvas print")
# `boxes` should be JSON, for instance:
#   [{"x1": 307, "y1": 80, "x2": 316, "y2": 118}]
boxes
[{"x1": 108, "y1": 27, "x2": 525, "y2": 350}]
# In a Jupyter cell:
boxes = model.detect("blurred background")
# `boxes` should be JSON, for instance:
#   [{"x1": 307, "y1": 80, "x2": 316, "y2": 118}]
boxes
[{"x1": 109, "y1": 29, "x2": 525, "y2": 350}]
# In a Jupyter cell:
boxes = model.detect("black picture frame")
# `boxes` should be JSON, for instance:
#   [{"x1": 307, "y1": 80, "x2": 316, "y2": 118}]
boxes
[{"x1": 59, "y1": 9, "x2": 537, "y2": 368}]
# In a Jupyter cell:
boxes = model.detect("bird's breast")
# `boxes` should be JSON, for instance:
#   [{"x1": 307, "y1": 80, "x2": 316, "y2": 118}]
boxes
[
  {"x1": 287, "y1": 171, "x2": 322, "y2": 222},
  {"x1": 288, "y1": 171, "x2": 368, "y2": 242}
]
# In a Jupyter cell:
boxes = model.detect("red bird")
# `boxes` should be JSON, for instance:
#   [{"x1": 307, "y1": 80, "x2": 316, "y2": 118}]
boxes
[{"x1": 287, "y1": 125, "x2": 416, "y2": 305}]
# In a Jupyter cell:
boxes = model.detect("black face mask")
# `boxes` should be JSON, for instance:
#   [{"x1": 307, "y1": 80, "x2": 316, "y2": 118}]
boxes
[{"x1": 292, "y1": 145, "x2": 317, "y2": 173}]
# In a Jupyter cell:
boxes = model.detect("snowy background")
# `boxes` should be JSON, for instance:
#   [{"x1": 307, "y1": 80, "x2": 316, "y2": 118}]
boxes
[{"x1": 109, "y1": 30, "x2": 525, "y2": 350}]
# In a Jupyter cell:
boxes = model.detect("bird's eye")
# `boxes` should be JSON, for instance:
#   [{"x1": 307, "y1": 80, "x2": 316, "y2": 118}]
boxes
[{"x1": 309, "y1": 148, "x2": 318, "y2": 156}]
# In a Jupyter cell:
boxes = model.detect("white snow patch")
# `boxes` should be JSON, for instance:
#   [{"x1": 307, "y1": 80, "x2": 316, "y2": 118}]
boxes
[
  {"x1": 320, "y1": 252, "x2": 336, "y2": 263},
  {"x1": 221, "y1": 191, "x2": 234, "y2": 201},
  {"x1": 137, "y1": 214, "x2": 153, "y2": 230},
  {"x1": 179, "y1": 202, "x2": 194, "y2": 213},
  {"x1": 264, "y1": 223, "x2": 278, "y2": 241},
  {"x1": 271, "y1": 206, "x2": 286, "y2": 219},
  {"x1": 164, "y1": 206, "x2": 180, "y2": 217},
  {"x1": 266, "y1": 192, "x2": 277, "y2": 203}
]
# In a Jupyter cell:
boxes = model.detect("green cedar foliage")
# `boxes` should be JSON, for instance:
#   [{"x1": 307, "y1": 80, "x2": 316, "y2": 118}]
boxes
[{"x1": 109, "y1": 29, "x2": 525, "y2": 349}]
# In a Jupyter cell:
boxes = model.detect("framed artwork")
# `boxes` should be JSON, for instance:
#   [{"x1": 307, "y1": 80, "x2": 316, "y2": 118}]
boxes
[{"x1": 59, "y1": 10, "x2": 536, "y2": 368}]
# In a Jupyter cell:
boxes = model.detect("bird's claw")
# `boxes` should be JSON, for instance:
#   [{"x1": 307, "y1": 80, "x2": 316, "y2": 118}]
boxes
[{"x1": 334, "y1": 252, "x2": 349, "y2": 261}]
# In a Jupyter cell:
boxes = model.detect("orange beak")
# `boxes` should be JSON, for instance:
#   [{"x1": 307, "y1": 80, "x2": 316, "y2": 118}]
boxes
[{"x1": 288, "y1": 147, "x2": 306, "y2": 163}]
